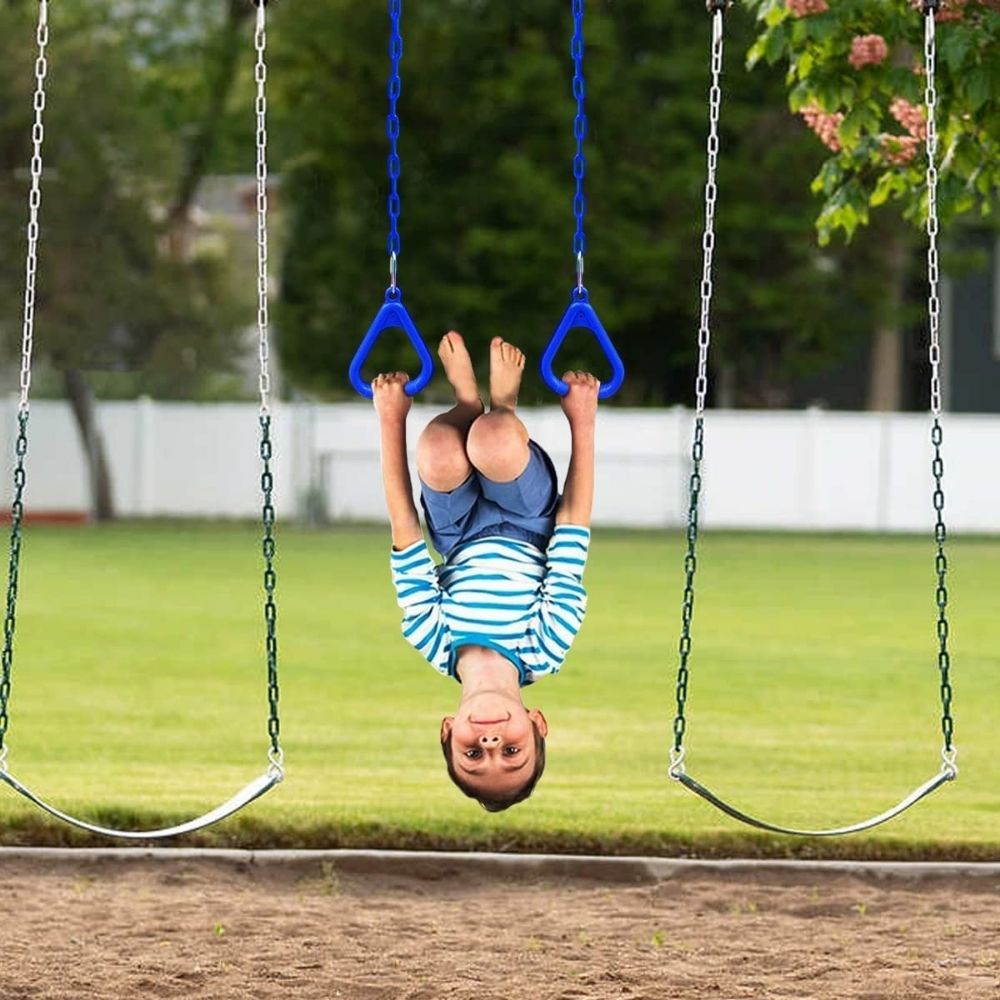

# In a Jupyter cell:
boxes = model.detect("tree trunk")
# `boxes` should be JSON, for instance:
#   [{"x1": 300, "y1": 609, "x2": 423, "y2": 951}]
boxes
[
  {"x1": 63, "y1": 369, "x2": 115, "y2": 522},
  {"x1": 866, "y1": 231, "x2": 908, "y2": 412},
  {"x1": 165, "y1": 0, "x2": 254, "y2": 258}
]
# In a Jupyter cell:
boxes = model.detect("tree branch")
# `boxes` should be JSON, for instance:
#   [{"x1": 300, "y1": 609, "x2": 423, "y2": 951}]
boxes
[{"x1": 167, "y1": 0, "x2": 254, "y2": 237}]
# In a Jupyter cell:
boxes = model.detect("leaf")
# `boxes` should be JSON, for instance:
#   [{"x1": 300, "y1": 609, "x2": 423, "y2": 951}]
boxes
[
  {"x1": 788, "y1": 80, "x2": 814, "y2": 112},
  {"x1": 838, "y1": 104, "x2": 879, "y2": 146},
  {"x1": 964, "y1": 68, "x2": 990, "y2": 113},
  {"x1": 763, "y1": 26, "x2": 788, "y2": 67},
  {"x1": 870, "y1": 172, "x2": 904, "y2": 207},
  {"x1": 896, "y1": 75, "x2": 922, "y2": 106},
  {"x1": 811, "y1": 158, "x2": 843, "y2": 197},
  {"x1": 804, "y1": 15, "x2": 841, "y2": 44},
  {"x1": 937, "y1": 30, "x2": 971, "y2": 74},
  {"x1": 747, "y1": 37, "x2": 767, "y2": 70},
  {"x1": 764, "y1": 2, "x2": 788, "y2": 28}
]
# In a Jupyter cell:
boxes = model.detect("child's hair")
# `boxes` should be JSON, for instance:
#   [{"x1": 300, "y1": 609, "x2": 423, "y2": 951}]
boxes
[{"x1": 441, "y1": 721, "x2": 546, "y2": 812}]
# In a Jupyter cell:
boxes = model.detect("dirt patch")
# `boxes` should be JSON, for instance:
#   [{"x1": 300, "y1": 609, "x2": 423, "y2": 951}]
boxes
[{"x1": 0, "y1": 856, "x2": 997, "y2": 999}]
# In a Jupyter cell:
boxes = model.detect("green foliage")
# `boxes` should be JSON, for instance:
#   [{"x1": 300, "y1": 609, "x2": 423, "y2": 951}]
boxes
[
  {"x1": 271, "y1": 0, "x2": 882, "y2": 405},
  {"x1": 0, "y1": 0, "x2": 255, "y2": 399},
  {"x1": 744, "y1": 0, "x2": 1000, "y2": 243},
  {"x1": 1, "y1": 523, "x2": 999, "y2": 854}
]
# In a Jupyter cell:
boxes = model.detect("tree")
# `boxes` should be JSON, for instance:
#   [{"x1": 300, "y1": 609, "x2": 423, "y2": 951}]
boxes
[
  {"x1": 0, "y1": 0, "x2": 258, "y2": 518},
  {"x1": 743, "y1": 0, "x2": 999, "y2": 242},
  {"x1": 742, "y1": 0, "x2": 1000, "y2": 409},
  {"x1": 273, "y1": 0, "x2": 883, "y2": 407}
]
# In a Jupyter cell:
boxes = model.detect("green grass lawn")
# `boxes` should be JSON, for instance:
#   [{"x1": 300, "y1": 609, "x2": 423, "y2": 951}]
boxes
[{"x1": 0, "y1": 522, "x2": 997, "y2": 857}]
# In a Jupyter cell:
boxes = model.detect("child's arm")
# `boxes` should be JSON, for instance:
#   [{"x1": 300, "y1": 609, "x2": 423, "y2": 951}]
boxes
[
  {"x1": 517, "y1": 525, "x2": 590, "y2": 679},
  {"x1": 373, "y1": 373, "x2": 424, "y2": 551},
  {"x1": 555, "y1": 373, "x2": 599, "y2": 527}
]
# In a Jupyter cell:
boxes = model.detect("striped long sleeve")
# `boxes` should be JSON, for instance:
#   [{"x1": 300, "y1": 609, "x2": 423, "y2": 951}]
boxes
[
  {"x1": 516, "y1": 526, "x2": 590, "y2": 682},
  {"x1": 390, "y1": 540, "x2": 452, "y2": 677},
  {"x1": 389, "y1": 525, "x2": 591, "y2": 684}
]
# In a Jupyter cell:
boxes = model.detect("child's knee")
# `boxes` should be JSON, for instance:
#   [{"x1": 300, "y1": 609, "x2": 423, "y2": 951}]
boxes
[
  {"x1": 467, "y1": 412, "x2": 529, "y2": 482},
  {"x1": 417, "y1": 421, "x2": 471, "y2": 490}
]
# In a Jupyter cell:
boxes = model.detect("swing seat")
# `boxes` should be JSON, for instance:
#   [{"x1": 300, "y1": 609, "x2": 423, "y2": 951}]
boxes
[
  {"x1": 0, "y1": 763, "x2": 282, "y2": 840},
  {"x1": 671, "y1": 758, "x2": 956, "y2": 837},
  {"x1": 666, "y1": 0, "x2": 956, "y2": 840},
  {"x1": 0, "y1": 1, "x2": 285, "y2": 841}
]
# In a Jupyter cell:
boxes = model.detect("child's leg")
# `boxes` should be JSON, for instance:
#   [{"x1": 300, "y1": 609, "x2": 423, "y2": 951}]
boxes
[
  {"x1": 466, "y1": 337, "x2": 531, "y2": 483},
  {"x1": 416, "y1": 332, "x2": 484, "y2": 491}
]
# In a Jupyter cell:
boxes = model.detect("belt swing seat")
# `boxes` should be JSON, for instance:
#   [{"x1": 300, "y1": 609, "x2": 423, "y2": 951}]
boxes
[
  {"x1": 667, "y1": 0, "x2": 957, "y2": 837},
  {"x1": 0, "y1": 0, "x2": 284, "y2": 839}
]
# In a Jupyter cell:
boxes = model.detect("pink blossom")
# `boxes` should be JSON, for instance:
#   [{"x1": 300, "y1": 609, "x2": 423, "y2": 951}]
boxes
[
  {"x1": 849, "y1": 35, "x2": 889, "y2": 70},
  {"x1": 890, "y1": 97, "x2": 927, "y2": 140},
  {"x1": 786, "y1": 0, "x2": 829, "y2": 16},
  {"x1": 800, "y1": 105, "x2": 844, "y2": 152},
  {"x1": 881, "y1": 135, "x2": 920, "y2": 165}
]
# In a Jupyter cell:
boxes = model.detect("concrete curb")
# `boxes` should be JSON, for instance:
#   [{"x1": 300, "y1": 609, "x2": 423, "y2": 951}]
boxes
[{"x1": 0, "y1": 848, "x2": 998, "y2": 883}]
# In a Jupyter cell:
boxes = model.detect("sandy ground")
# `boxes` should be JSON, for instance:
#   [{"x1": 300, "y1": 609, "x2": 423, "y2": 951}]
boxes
[{"x1": 0, "y1": 855, "x2": 997, "y2": 999}]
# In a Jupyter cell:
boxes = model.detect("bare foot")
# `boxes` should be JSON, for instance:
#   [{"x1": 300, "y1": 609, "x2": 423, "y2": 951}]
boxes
[
  {"x1": 489, "y1": 336, "x2": 526, "y2": 410},
  {"x1": 438, "y1": 331, "x2": 482, "y2": 409}
]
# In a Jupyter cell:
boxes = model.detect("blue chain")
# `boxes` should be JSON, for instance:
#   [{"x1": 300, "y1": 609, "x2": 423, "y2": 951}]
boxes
[
  {"x1": 387, "y1": 0, "x2": 403, "y2": 290},
  {"x1": 571, "y1": 0, "x2": 587, "y2": 294}
]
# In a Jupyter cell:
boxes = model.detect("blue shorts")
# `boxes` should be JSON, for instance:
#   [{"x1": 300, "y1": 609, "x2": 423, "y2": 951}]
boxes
[{"x1": 420, "y1": 440, "x2": 559, "y2": 559}]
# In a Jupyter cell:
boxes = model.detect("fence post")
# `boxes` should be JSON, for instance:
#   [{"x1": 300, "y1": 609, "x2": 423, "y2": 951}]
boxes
[
  {"x1": 876, "y1": 412, "x2": 892, "y2": 532},
  {"x1": 135, "y1": 395, "x2": 154, "y2": 517},
  {"x1": 801, "y1": 406, "x2": 822, "y2": 530}
]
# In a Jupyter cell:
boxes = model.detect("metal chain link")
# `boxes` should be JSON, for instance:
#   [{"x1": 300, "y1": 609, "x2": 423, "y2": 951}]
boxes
[
  {"x1": 0, "y1": 414, "x2": 29, "y2": 761},
  {"x1": 922, "y1": 8, "x2": 955, "y2": 769},
  {"x1": 387, "y1": 0, "x2": 403, "y2": 294},
  {"x1": 254, "y1": 4, "x2": 272, "y2": 417},
  {"x1": 571, "y1": 0, "x2": 587, "y2": 294},
  {"x1": 671, "y1": 5, "x2": 954, "y2": 779},
  {"x1": 3, "y1": 1, "x2": 283, "y2": 775},
  {"x1": 260, "y1": 414, "x2": 282, "y2": 766},
  {"x1": 253, "y1": 2, "x2": 283, "y2": 771},
  {"x1": 0, "y1": 0, "x2": 49, "y2": 761},
  {"x1": 18, "y1": 1, "x2": 49, "y2": 415},
  {"x1": 670, "y1": 9, "x2": 724, "y2": 777}
]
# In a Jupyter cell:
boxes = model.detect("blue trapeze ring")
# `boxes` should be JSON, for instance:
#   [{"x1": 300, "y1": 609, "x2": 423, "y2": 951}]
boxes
[
  {"x1": 349, "y1": 288, "x2": 435, "y2": 399},
  {"x1": 539, "y1": 287, "x2": 625, "y2": 399}
]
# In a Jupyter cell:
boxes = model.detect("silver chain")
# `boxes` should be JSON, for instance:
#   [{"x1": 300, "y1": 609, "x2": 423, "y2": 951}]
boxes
[
  {"x1": 694, "y1": 11, "x2": 723, "y2": 421},
  {"x1": 923, "y1": 13, "x2": 941, "y2": 418},
  {"x1": 669, "y1": 9, "x2": 725, "y2": 777},
  {"x1": 254, "y1": 3, "x2": 272, "y2": 416},
  {"x1": 19, "y1": 1, "x2": 50, "y2": 414}
]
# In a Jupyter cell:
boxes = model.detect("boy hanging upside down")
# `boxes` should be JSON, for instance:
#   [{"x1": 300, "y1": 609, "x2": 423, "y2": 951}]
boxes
[{"x1": 372, "y1": 332, "x2": 598, "y2": 811}]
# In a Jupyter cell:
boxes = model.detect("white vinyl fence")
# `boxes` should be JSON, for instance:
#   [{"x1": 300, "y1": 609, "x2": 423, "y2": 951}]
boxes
[{"x1": 6, "y1": 397, "x2": 1000, "y2": 533}]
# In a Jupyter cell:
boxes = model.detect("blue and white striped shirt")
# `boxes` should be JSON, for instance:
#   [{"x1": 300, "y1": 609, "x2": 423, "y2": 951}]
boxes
[{"x1": 390, "y1": 525, "x2": 591, "y2": 685}]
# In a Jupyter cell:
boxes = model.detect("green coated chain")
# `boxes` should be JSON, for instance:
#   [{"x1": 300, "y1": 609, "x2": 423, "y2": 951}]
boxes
[
  {"x1": 0, "y1": 412, "x2": 29, "y2": 756},
  {"x1": 930, "y1": 419, "x2": 954, "y2": 754},
  {"x1": 922, "y1": 5, "x2": 955, "y2": 767},
  {"x1": 671, "y1": 2, "x2": 956, "y2": 780},
  {"x1": 259, "y1": 414, "x2": 281, "y2": 760},
  {"x1": 672, "y1": 417, "x2": 704, "y2": 757}
]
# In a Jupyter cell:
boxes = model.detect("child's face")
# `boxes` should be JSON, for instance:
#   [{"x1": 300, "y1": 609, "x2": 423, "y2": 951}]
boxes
[{"x1": 441, "y1": 697, "x2": 548, "y2": 801}]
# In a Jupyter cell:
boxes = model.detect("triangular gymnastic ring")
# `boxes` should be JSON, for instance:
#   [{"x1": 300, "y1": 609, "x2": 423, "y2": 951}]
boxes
[
  {"x1": 349, "y1": 288, "x2": 435, "y2": 399},
  {"x1": 540, "y1": 287, "x2": 625, "y2": 399}
]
